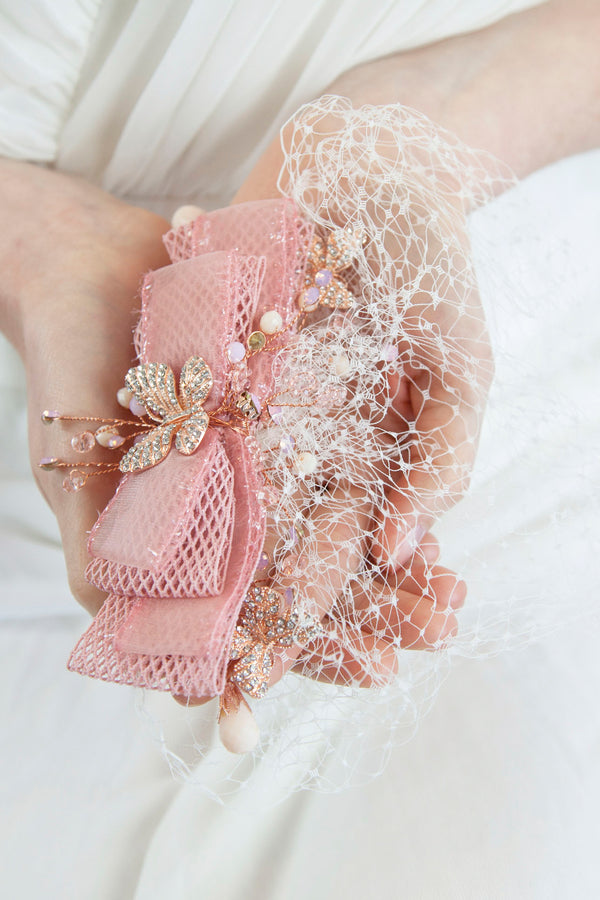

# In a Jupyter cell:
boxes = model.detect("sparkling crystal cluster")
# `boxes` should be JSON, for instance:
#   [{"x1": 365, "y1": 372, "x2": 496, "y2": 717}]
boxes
[
  {"x1": 229, "y1": 585, "x2": 324, "y2": 698},
  {"x1": 120, "y1": 356, "x2": 212, "y2": 473},
  {"x1": 299, "y1": 227, "x2": 363, "y2": 311}
]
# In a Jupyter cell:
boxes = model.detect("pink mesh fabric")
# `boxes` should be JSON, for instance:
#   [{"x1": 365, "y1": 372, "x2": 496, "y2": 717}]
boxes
[
  {"x1": 135, "y1": 251, "x2": 265, "y2": 404},
  {"x1": 69, "y1": 431, "x2": 266, "y2": 695},
  {"x1": 163, "y1": 199, "x2": 313, "y2": 399},
  {"x1": 86, "y1": 431, "x2": 234, "y2": 597},
  {"x1": 68, "y1": 199, "x2": 305, "y2": 696},
  {"x1": 66, "y1": 595, "x2": 222, "y2": 696}
]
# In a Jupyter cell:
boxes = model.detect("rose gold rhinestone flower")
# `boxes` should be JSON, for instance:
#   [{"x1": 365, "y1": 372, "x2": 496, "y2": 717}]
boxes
[
  {"x1": 299, "y1": 227, "x2": 363, "y2": 312},
  {"x1": 229, "y1": 585, "x2": 324, "y2": 698},
  {"x1": 119, "y1": 356, "x2": 213, "y2": 473}
]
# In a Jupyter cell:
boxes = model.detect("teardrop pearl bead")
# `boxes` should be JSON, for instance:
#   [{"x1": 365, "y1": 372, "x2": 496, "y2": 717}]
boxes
[
  {"x1": 170, "y1": 205, "x2": 205, "y2": 228},
  {"x1": 117, "y1": 387, "x2": 133, "y2": 408},
  {"x1": 219, "y1": 703, "x2": 260, "y2": 754}
]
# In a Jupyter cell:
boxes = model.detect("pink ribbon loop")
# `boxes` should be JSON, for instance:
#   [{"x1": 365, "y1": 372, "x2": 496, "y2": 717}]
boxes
[{"x1": 68, "y1": 199, "x2": 312, "y2": 698}]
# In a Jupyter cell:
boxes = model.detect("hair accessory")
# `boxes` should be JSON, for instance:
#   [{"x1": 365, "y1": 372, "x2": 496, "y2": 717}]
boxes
[
  {"x1": 299, "y1": 228, "x2": 363, "y2": 311},
  {"x1": 41, "y1": 198, "x2": 362, "y2": 751},
  {"x1": 43, "y1": 96, "x2": 540, "y2": 793},
  {"x1": 227, "y1": 584, "x2": 324, "y2": 699}
]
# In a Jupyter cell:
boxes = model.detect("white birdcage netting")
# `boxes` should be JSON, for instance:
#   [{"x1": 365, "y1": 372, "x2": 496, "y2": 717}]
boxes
[{"x1": 138, "y1": 96, "x2": 599, "y2": 800}]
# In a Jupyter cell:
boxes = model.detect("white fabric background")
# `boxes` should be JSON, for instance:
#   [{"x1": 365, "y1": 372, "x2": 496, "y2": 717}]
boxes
[
  {"x1": 1, "y1": 0, "x2": 544, "y2": 207},
  {"x1": 1, "y1": 1, "x2": 599, "y2": 898},
  {"x1": 1, "y1": 147, "x2": 598, "y2": 900}
]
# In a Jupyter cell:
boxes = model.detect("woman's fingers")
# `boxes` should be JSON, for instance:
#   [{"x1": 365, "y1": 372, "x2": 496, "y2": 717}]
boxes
[
  {"x1": 372, "y1": 355, "x2": 489, "y2": 568},
  {"x1": 342, "y1": 560, "x2": 465, "y2": 646},
  {"x1": 292, "y1": 629, "x2": 398, "y2": 687},
  {"x1": 265, "y1": 480, "x2": 373, "y2": 686},
  {"x1": 292, "y1": 555, "x2": 464, "y2": 686},
  {"x1": 359, "y1": 190, "x2": 493, "y2": 570},
  {"x1": 351, "y1": 585, "x2": 460, "y2": 649}
]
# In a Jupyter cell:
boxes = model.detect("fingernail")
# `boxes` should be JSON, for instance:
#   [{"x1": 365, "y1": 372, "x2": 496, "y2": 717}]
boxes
[
  {"x1": 440, "y1": 616, "x2": 458, "y2": 641},
  {"x1": 392, "y1": 522, "x2": 428, "y2": 567},
  {"x1": 449, "y1": 579, "x2": 467, "y2": 610}
]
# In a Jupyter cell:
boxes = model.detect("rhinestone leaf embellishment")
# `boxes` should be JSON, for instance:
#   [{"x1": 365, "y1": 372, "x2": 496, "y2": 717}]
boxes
[
  {"x1": 299, "y1": 227, "x2": 363, "y2": 312},
  {"x1": 229, "y1": 585, "x2": 324, "y2": 698},
  {"x1": 119, "y1": 356, "x2": 213, "y2": 473}
]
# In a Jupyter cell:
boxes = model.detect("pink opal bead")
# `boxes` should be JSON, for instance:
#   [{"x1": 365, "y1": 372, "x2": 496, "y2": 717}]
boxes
[
  {"x1": 303, "y1": 287, "x2": 320, "y2": 308},
  {"x1": 129, "y1": 398, "x2": 147, "y2": 417},
  {"x1": 268, "y1": 405, "x2": 283, "y2": 424},
  {"x1": 228, "y1": 341, "x2": 246, "y2": 364},
  {"x1": 315, "y1": 268, "x2": 332, "y2": 287},
  {"x1": 256, "y1": 551, "x2": 270, "y2": 572},
  {"x1": 41, "y1": 410, "x2": 60, "y2": 424},
  {"x1": 382, "y1": 343, "x2": 399, "y2": 362},
  {"x1": 38, "y1": 457, "x2": 59, "y2": 470},
  {"x1": 279, "y1": 434, "x2": 295, "y2": 455},
  {"x1": 250, "y1": 393, "x2": 262, "y2": 416}
]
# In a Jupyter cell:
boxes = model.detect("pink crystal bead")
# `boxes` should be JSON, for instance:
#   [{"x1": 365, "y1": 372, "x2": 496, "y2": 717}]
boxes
[
  {"x1": 250, "y1": 393, "x2": 262, "y2": 416},
  {"x1": 315, "y1": 269, "x2": 332, "y2": 287},
  {"x1": 268, "y1": 404, "x2": 283, "y2": 424},
  {"x1": 283, "y1": 587, "x2": 294, "y2": 607},
  {"x1": 230, "y1": 362, "x2": 248, "y2": 392},
  {"x1": 228, "y1": 341, "x2": 246, "y2": 364},
  {"x1": 71, "y1": 431, "x2": 96, "y2": 453},
  {"x1": 317, "y1": 384, "x2": 347, "y2": 408},
  {"x1": 282, "y1": 557, "x2": 297, "y2": 577},
  {"x1": 258, "y1": 485, "x2": 280, "y2": 507},
  {"x1": 129, "y1": 398, "x2": 147, "y2": 417},
  {"x1": 62, "y1": 469, "x2": 87, "y2": 493},
  {"x1": 38, "y1": 457, "x2": 59, "y2": 470},
  {"x1": 295, "y1": 554, "x2": 308, "y2": 573},
  {"x1": 279, "y1": 434, "x2": 295, "y2": 455},
  {"x1": 382, "y1": 343, "x2": 399, "y2": 362},
  {"x1": 256, "y1": 551, "x2": 270, "y2": 572},
  {"x1": 41, "y1": 410, "x2": 60, "y2": 424}
]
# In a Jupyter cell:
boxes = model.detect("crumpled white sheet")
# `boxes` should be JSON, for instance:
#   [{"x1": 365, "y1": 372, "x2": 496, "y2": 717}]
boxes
[{"x1": 0, "y1": 148, "x2": 598, "y2": 899}]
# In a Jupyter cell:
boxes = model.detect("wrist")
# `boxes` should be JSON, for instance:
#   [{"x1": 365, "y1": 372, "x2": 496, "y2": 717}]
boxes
[{"x1": 0, "y1": 159, "x2": 169, "y2": 359}]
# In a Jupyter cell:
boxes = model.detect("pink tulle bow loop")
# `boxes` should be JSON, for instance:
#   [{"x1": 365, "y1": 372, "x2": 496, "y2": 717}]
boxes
[
  {"x1": 162, "y1": 198, "x2": 313, "y2": 402},
  {"x1": 68, "y1": 199, "x2": 310, "y2": 697}
]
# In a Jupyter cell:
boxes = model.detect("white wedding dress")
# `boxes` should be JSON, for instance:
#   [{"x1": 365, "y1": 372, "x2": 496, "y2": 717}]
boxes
[{"x1": 1, "y1": 2, "x2": 599, "y2": 898}]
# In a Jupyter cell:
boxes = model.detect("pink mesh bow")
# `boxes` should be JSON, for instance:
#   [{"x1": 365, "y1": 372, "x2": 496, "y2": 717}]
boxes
[{"x1": 67, "y1": 200, "x2": 312, "y2": 698}]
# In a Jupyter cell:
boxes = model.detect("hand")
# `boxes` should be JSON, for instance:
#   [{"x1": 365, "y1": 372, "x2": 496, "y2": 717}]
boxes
[
  {"x1": 211, "y1": 99, "x2": 488, "y2": 698},
  {"x1": 0, "y1": 159, "x2": 171, "y2": 614},
  {"x1": 0, "y1": 158, "x2": 460, "y2": 706}
]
